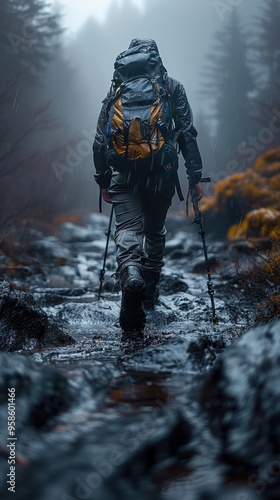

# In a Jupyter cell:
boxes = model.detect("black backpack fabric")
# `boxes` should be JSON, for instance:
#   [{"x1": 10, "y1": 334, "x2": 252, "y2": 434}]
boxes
[{"x1": 104, "y1": 42, "x2": 175, "y2": 169}]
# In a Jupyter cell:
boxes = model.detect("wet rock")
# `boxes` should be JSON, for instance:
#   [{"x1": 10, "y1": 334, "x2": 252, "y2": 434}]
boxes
[
  {"x1": 166, "y1": 248, "x2": 187, "y2": 260},
  {"x1": 122, "y1": 335, "x2": 221, "y2": 374},
  {"x1": 86, "y1": 212, "x2": 112, "y2": 231},
  {"x1": 197, "y1": 486, "x2": 259, "y2": 499},
  {"x1": 59, "y1": 222, "x2": 96, "y2": 243},
  {"x1": 165, "y1": 215, "x2": 188, "y2": 235},
  {"x1": 31, "y1": 286, "x2": 90, "y2": 305},
  {"x1": 190, "y1": 254, "x2": 218, "y2": 274},
  {"x1": 116, "y1": 411, "x2": 192, "y2": 486},
  {"x1": 75, "y1": 239, "x2": 113, "y2": 254},
  {"x1": 187, "y1": 335, "x2": 226, "y2": 370},
  {"x1": 0, "y1": 280, "x2": 47, "y2": 351},
  {"x1": 0, "y1": 280, "x2": 74, "y2": 351},
  {"x1": 0, "y1": 353, "x2": 77, "y2": 433},
  {"x1": 122, "y1": 337, "x2": 189, "y2": 373},
  {"x1": 47, "y1": 300, "x2": 120, "y2": 326},
  {"x1": 185, "y1": 239, "x2": 205, "y2": 254},
  {"x1": 164, "y1": 238, "x2": 184, "y2": 255},
  {"x1": 0, "y1": 341, "x2": 192, "y2": 500},
  {"x1": 174, "y1": 294, "x2": 230, "y2": 324},
  {"x1": 200, "y1": 319, "x2": 280, "y2": 473},
  {"x1": 59, "y1": 213, "x2": 113, "y2": 246},
  {"x1": 160, "y1": 273, "x2": 189, "y2": 294},
  {"x1": 173, "y1": 292, "x2": 195, "y2": 311},
  {"x1": 55, "y1": 264, "x2": 77, "y2": 280},
  {"x1": 71, "y1": 240, "x2": 99, "y2": 252},
  {"x1": 208, "y1": 241, "x2": 230, "y2": 253},
  {"x1": 28, "y1": 236, "x2": 71, "y2": 261},
  {"x1": 42, "y1": 319, "x2": 74, "y2": 348},
  {"x1": 5, "y1": 410, "x2": 190, "y2": 500}
]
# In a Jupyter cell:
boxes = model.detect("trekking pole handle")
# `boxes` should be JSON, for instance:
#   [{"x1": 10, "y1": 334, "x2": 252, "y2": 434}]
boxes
[
  {"x1": 189, "y1": 186, "x2": 201, "y2": 225},
  {"x1": 189, "y1": 176, "x2": 211, "y2": 222}
]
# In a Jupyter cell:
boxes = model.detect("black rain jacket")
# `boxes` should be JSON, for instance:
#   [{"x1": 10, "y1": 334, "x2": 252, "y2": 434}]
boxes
[{"x1": 93, "y1": 39, "x2": 203, "y2": 188}]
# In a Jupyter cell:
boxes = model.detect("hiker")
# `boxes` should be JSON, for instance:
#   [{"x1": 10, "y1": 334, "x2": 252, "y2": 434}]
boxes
[{"x1": 93, "y1": 38, "x2": 203, "y2": 334}]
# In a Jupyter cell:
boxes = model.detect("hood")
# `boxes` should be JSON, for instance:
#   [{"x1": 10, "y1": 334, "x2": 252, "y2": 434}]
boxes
[{"x1": 128, "y1": 38, "x2": 159, "y2": 55}]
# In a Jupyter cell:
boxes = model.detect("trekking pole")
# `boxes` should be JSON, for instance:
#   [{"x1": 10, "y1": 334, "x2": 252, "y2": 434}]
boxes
[
  {"x1": 189, "y1": 177, "x2": 218, "y2": 324},
  {"x1": 98, "y1": 204, "x2": 114, "y2": 300}
]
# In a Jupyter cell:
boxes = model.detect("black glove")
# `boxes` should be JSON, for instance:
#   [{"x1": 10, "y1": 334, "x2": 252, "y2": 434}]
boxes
[{"x1": 94, "y1": 169, "x2": 112, "y2": 189}]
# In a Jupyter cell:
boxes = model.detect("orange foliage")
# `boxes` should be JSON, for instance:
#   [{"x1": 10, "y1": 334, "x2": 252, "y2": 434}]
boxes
[
  {"x1": 201, "y1": 147, "x2": 280, "y2": 241},
  {"x1": 228, "y1": 208, "x2": 280, "y2": 243},
  {"x1": 201, "y1": 148, "x2": 280, "y2": 322},
  {"x1": 256, "y1": 294, "x2": 280, "y2": 323},
  {"x1": 262, "y1": 254, "x2": 280, "y2": 284},
  {"x1": 52, "y1": 213, "x2": 86, "y2": 228}
]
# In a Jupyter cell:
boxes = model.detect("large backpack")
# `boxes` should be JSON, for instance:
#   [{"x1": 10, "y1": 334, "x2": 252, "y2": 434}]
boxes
[{"x1": 104, "y1": 44, "x2": 173, "y2": 167}]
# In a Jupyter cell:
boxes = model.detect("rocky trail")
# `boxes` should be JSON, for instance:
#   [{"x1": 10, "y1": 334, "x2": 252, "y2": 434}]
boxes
[{"x1": 0, "y1": 212, "x2": 279, "y2": 500}]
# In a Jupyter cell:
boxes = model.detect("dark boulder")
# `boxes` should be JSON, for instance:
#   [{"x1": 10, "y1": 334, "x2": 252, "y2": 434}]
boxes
[
  {"x1": 0, "y1": 353, "x2": 77, "y2": 432},
  {"x1": 42, "y1": 318, "x2": 75, "y2": 348},
  {"x1": 190, "y1": 254, "x2": 218, "y2": 274},
  {"x1": 198, "y1": 486, "x2": 259, "y2": 499},
  {"x1": 164, "y1": 237, "x2": 184, "y2": 255},
  {"x1": 0, "y1": 351, "x2": 192, "y2": 500},
  {"x1": 160, "y1": 273, "x2": 189, "y2": 294},
  {"x1": 200, "y1": 319, "x2": 280, "y2": 477},
  {"x1": 27, "y1": 236, "x2": 72, "y2": 261},
  {"x1": 3, "y1": 411, "x2": 190, "y2": 500},
  {"x1": 0, "y1": 280, "x2": 74, "y2": 351}
]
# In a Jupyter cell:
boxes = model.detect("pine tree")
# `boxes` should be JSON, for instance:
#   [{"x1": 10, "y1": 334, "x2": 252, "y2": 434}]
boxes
[
  {"x1": 1, "y1": 0, "x2": 62, "y2": 74},
  {"x1": 250, "y1": 0, "x2": 280, "y2": 141},
  {"x1": 252, "y1": 0, "x2": 280, "y2": 95},
  {"x1": 0, "y1": 0, "x2": 67, "y2": 227},
  {"x1": 201, "y1": 10, "x2": 254, "y2": 172},
  {"x1": 0, "y1": 0, "x2": 62, "y2": 166}
]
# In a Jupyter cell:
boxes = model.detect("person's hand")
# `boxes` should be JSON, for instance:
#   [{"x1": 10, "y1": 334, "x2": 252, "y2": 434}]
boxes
[
  {"x1": 101, "y1": 188, "x2": 112, "y2": 204},
  {"x1": 191, "y1": 182, "x2": 203, "y2": 202}
]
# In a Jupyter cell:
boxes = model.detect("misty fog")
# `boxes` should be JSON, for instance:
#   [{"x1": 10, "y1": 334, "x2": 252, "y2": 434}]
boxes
[{"x1": 1, "y1": 0, "x2": 277, "y2": 227}]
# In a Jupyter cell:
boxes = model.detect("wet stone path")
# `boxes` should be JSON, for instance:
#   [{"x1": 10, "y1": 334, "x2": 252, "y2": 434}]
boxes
[{"x1": 0, "y1": 213, "x2": 273, "y2": 500}]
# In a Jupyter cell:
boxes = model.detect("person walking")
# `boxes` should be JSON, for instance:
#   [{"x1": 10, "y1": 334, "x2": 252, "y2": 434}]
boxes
[{"x1": 93, "y1": 38, "x2": 203, "y2": 334}]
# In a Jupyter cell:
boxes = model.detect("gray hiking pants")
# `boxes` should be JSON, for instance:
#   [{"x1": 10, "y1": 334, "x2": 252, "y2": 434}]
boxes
[{"x1": 108, "y1": 170, "x2": 176, "y2": 274}]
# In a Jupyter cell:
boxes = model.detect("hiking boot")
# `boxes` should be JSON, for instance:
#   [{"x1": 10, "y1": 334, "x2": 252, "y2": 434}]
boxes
[
  {"x1": 143, "y1": 270, "x2": 160, "y2": 310},
  {"x1": 119, "y1": 264, "x2": 146, "y2": 333}
]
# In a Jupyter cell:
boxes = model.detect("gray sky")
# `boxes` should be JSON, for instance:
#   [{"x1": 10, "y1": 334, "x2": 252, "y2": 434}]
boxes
[
  {"x1": 56, "y1": 0, "x2": 146, "y2": 30},
  {"x1": 56, "y1": 0, "x2": 263, "y2": 34},
  {"x1": 56, "y1": 0, "x2": 264, "y2": 116},
  {"x1": 58, "y1": 0, "x2": 265, "y2": 127}
]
